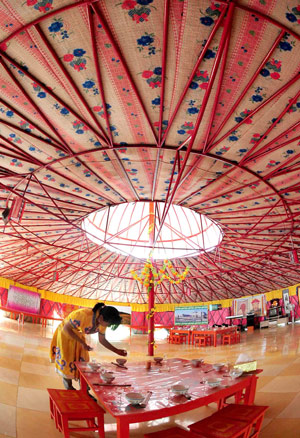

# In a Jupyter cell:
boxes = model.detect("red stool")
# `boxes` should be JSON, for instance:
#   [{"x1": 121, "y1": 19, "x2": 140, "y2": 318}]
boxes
[
  {"x1": 47, "y1": 389, "x2": 91, "y2": 427},
  {"x1": 47, "y1": 389, "x2": 105, "y2": 438},
  {"x1": 218, "y1": 404, "x2": 268, "y2": 438},
  {"x1": 144, "y1": 426, "x2": 199, "y2": 437},
  {"x1": 235, "y1": 330, "x2": 241, "y2": 343},
  {"x1": 222, "y1": 334, "x2": 235, "y2": 345},
  {"x1": 194, "y1": 336, "x2": 208, "y2": 347},
  {"x1": 170, "y1": 334, "x2": 187, "y2": 344},
  {"x1": 189, "y1": 414, "x2": 249, "y2": 438}
]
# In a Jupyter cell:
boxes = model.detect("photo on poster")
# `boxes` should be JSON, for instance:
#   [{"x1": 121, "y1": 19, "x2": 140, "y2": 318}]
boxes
[{"x1": 174, "y1": 306, "x2": 208, "y2": 325}]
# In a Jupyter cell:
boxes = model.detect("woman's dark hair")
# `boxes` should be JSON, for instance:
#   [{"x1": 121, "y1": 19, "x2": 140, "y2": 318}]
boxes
[{"x1": 92, "y1": 302, "x2": 122, "y2": 330}]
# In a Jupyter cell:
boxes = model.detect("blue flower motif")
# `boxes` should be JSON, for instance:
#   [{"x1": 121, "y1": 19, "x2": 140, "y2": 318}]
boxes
[
  {"x1": 60, "y1": 108, "x2": 69, "y2": 115},
  {"x1": 177, "y1": 129, "x2": 186, "y2": 134},
  {"x1": 9, "y1": 133, "x2": 16, "y2": 138},
  {"x1": 137, "y1": 35, "x2": 154, "y2": 46},
  {"x1": 239, "y1": 149, "x2": 247, "y2": 153},
  {"x1": 110, "y1": 126, "x2": 116, "y2": 131},
  {"x1": 279, "y1": 41, "x2": 292, "y2": 51},
  {"x1": 76, "y1": 129, "x2": 84, "y2": 134},
  {"x1": 204, "y1": 49, "x2": 216, "y2": 59},
  {"x1": 286, "y1": 13, "x2": 297, "y2": 23},
  {"x1": 48, "y1": 22, "x2": 63, "y2": 33},
  {"x1": 229, "y1": 135, "x2": 238, "y2": 141},
  {"x1": 37, "y1": 92, "x2": 46, "y2": 98},
  {"x1": 260, "y1": 68, "x2": 270, "y2": 77},
  {"x1": 137, "y1": 0, "x2": 153, "y2": 4},
  {"x1": 235, "y1": 117, "x2": 243, "y2": 123},
  {"x1": 200, "y1": 16, "x2": 214, "y2": 26},
  {"x1": 296, "y1": 102, "x2": 300, "y2": 108},
  {"x1": 252, "y1": 94, "x2": 263, "y2": 102},
  {"x1": 29, "y1": 146, "x2": 35, "y2": 151},
  {"x1": 153, "y1": 67, "x2": 162, "y2": 75},
  {"x1": 286, "y1": 150, "x2": 294, "y2": 154},
  {"x1": 73, "y1": 48, "x2": 86, "y2": 57},
  {"x1": 82, "y1": 80, "x2": 95, "y2": 89},
  {"x1": 189, "y1": 82, "x2": 198, "y2": 89},
  {"x1": 152, "y1": 97, "x2": 160, "y2": 105},
  {"x1": 187, "y1": 107, "x2": 199, "y2": 114},
  {"x1": 6, "y1": 110, "x2": 14, "y2": 117}
]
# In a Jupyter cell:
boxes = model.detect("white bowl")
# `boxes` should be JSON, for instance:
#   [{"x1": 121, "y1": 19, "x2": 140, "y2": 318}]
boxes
[
  {"x1": 125, "y1": 392, "x2": 144, "y2": 405},
  {"x1": 171, "y1": 384, "x2": 189, "y2": 395},
  {"x1": 154, "y1": 357, "x2": 163, "y2": 363},
  {"x1": 212, "y1": 363, "x2": 224, "y2": 372},
  {"x1": 116, "y1": 358, "x2": 127, "y2": 366},
  {"x1": 205, "y1": 378, "x2": 222, "y2": 388},
  {"x1": 191, "y1": 359, "x2": 203, "y2": 368},
  {"x1": 230, "y1": 368, "x2": 243, "y2": 378},
  {"x1": 101, "y1": 372, "x2": 115, "y2": 383},
  {"x1": 88, "y1": 362, "x2": 101, "y2": 372}
]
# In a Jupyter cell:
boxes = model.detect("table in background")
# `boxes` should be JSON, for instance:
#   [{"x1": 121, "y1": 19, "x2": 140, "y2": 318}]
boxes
[
  {"x1": 76, "y1": 358, "x2": 260, "y2": 438},
  {"x1": 191, "y1": 326, "x2": 237, "y2": 347}
]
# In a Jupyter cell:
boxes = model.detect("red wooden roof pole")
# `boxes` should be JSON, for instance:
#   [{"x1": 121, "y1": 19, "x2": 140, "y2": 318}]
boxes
[
  {"x1": 202, "y1": 23, "x2": 232, "y2": 154},
  {"x1": 148, "y1": 202, "x2": 155, "y2": 356},
  {"x1": 240, "y1": 89, "x2": 300, "y2": 165},
  {"x1": 156, "y1": 3, "x2": 235, "y2": 244},
  {"x1": 208, "y1": 72, "x2": 300, "y2": 152},
  {"x1": 160, "y1": 4, "x2": 228, "y2": 147},
  {"x1": 158, "y1": 0, "x2": 169, "y2": 146},
  {"x1": 34, "y1": 23, "x2": 110, "y2": 145},
  {"x1": 92, "y1": 2, "x2": 158, "y2": 145},
  {"x1": 207, "y1": 29, "x2": 285, "y2": 148}
]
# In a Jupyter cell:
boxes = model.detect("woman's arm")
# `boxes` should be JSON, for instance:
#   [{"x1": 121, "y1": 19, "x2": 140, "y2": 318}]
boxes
[
  {"x1": 98, "y1": 333, "x2": 127, "y2": 356},
  {"x1": 63, "y1": 321, "x2": 93, "y2": 351}
]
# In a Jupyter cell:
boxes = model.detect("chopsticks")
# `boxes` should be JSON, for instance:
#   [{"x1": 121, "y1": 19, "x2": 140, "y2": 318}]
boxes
[
  {"x1": 92, "y1": 383, "x2": 131, "y2": 387},
  {"x1": 111, "y1": 362, "x2": 128, "y2": 370}
]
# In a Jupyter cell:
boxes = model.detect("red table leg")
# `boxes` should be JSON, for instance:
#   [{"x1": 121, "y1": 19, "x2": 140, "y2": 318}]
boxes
[{"x1": 117, "y1": 418, "x2": 130, "y2": 438}]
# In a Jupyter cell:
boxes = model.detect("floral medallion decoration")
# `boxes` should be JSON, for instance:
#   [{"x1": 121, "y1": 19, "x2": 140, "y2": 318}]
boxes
[
  {"x1": 285, "y1": 4, "x2": 300, "y2": 24},
  {"x1": 200, "y1": 2, "x2": 222, "y2": 26},
  {"x1": 117, "y1": 0, "x2": 156, "y2": 24},
  {"x1": 141, "y1": 67, "x2": 162, "y2": 88},
  {"x1": 131, "y1": 259, "x2": 189, "y2": 293},
  {"x1": 63, "y1": 49, "x2": 88, "y2": 71},
  {"x1": 25, "y1": 0, "x2": 53, "y2": 13},
  {"x1": 48, "y1": 18, "x2": 72, "y2": 40},
  {"x1": 234, "y1": 109, "x2": 252, "y2": 124},
  {"x1": 93, "y1": 103, "x2": 112, "y2": 118},
  {"x1": 260, "y1": 59, "x2": 282, "y2": 80},
  {"x1": 189, "y1": 70, "x2": 209, "y2": 90},
  {"x1": 137, "y1": 32, "x2": 160, "y2": 57}
]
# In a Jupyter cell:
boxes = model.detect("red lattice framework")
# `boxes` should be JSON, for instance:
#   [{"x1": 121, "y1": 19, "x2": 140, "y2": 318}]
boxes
[{"x1": 0, "y1": 1, "x2": 299, "y2": 304}]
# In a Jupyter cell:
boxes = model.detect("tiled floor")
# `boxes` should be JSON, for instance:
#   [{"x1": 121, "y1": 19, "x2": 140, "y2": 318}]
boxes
[{"x1": 0, "y1": 318, "x2": 300, "y2": 437}]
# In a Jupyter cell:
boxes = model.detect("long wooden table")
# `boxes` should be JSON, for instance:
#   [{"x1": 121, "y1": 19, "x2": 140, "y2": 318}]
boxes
[{"x1": 76, "y1": 358, "x2": 260, "y2": 438}]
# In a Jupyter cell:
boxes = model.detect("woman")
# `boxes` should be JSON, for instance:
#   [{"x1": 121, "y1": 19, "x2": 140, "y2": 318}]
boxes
[{"x1": 50, "y1": 303, "x2": 127, "y2": 390}]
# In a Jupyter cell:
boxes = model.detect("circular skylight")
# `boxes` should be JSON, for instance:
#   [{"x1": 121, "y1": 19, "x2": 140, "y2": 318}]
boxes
[{"x1": 82, "y1": 202, "x2": 223, "y2": 260}]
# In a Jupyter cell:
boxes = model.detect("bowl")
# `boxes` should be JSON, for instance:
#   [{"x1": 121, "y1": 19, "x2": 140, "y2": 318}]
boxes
[
  {"x1": 191, "y1": 359, "x2": 203, "y2": 368},
  {"x1": 230, "y1": 368, "x2": 243, "y2": 379},
  {"x1": 101, "y1": 372, "x2": 115, "y2": 383},
  {"x1": 125, "y1": 392, "x2": 144, "y2": 405},
  {"x1": 116, "y1": 358, "x2": 127, "y2": 366},
  {"x1": 212, "y1": 363, "x2": 224, "y2": 372},
  {"x1": 171, "y1": 384, "x2": 189, "y2": 395},
  {"x1": 205, "y1": 378, "x2": 222, "y2": 388},
  {"x1": 154, "y1": 357, "x2": 163, "y2": 364},
  {"x1": 88, "y1": 362, "x2": 101, "y2": 372}
]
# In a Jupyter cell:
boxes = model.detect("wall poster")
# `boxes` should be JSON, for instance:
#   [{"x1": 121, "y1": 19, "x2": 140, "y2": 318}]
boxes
[{"x1": 174, "y1": 306, "x2": 208, "y2": 325}]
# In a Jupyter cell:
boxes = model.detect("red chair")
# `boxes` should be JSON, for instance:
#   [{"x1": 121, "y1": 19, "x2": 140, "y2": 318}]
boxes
[
  {"x1": 170, "y1": 334, "x2": 187, "y2": 344},
  {"x1": 47, "y1": 388, "x2": 105, "y2": 438},
  {"x1": 189, "y1": 404, "x2": 268, "y2": 438},
  {"x1": 194, "y1": 335, "x2": 209, "y2": 347},
  {"x1": 144, "y1": 426, "x2": 199, "y2": 437},
  {"x1": 217, "y1": 404, "x2": 268, "y2": 438}
]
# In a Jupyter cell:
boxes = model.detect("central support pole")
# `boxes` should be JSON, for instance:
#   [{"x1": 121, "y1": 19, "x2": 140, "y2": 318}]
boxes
[{"x1": 148, "y1": 202, "x2": 155, "y2": 356}]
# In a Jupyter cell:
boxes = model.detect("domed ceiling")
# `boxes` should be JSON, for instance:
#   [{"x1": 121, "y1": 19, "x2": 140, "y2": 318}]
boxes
[{"x1": 0, "y1": 0, "x2": 299, "y2": 304}]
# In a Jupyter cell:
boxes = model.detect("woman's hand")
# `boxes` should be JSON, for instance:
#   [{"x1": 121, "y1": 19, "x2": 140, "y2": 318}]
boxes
[
  {"x1": 82, "y1": 342, "x2": 93, "y2": 351},
  {"x1": 115, "y1": 348, "x2": 127, "y2": 357}
]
